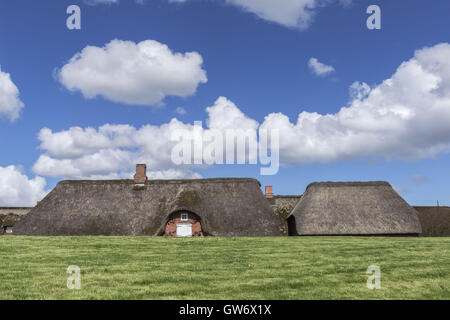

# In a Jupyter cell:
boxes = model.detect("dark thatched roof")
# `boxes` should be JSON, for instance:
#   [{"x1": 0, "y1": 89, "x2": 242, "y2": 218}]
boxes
[
  {"x1": 14, "y1": 178, "x2": 280, "y2": 236},
  {"x1": 267, "y1": 195, "x2": 302, "y2": 236},
  {"x1": 414, "y1": 206, "x2": 450, "y2": 237},
  {"x1": 287, "y1": 181, "x2": 422, "y2": 235},
  {"x1": 0, "y1": 207, "x2": 32, "y2": 227}
]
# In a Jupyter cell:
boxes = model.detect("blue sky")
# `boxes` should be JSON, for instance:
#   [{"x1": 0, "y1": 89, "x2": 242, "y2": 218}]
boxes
[{"x1": 0, "y1": 0, "x2": 450, "y2": 206}]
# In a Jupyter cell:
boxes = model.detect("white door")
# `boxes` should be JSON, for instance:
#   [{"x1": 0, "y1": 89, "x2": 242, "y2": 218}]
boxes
[{"x1": 177, "y1": 223, "x2": 192, "y2": 237}]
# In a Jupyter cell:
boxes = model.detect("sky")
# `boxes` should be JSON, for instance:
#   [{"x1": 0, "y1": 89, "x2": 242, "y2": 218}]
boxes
[{"x1": 0, "y1": 0, "x2": 450, "y2": 206}]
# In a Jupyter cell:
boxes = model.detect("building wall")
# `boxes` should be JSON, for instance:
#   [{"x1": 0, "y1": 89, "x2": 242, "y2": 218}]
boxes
[{"x1": 164, "y1": 212, "x2": 204, "y2": 237}]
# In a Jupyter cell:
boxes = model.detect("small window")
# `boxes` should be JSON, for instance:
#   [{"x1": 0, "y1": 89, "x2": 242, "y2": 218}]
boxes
[
  {"x1": 181, "y1": 213, "x2": 188, "y2": 221},
  {"x1": 3, "y1": 226, "x2": 13, "y2": 234}
]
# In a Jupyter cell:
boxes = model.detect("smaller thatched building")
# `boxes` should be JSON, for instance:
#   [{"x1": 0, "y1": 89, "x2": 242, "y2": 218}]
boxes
[
  {"x1": 414, "y1": 206, "x2": 450, "y2": 237},
  {"x1": 264, "y1": 186, "x2": 301, "y2": 236},
  {"x1": 0, "y1": 207, "x2": 32, "y2": 235},
  {"x1": 287, "y1": 182, "x2": 422, "y2": 236}
]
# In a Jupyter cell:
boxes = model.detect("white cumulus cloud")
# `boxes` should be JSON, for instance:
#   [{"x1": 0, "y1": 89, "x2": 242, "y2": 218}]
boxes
[
  {"x1": 57, "y1": 39, "x2": 207, "y2": 106},
  {"x1": 0, "y1": 166, "x2": 48, "y2": 206},
  {"x1": 175, "y1": 107, "x2": 187, "y2": 115},
  {"x1": 174, "y1": 0, "x2": 351, "y2": 30},
  {"x1": 85, "y1": 0, "x2": 351, "y2": 30},
  {"x1": 262, "y1": 43, "x2": 450, "y2": 164},
  {"x1": 227, "y1": 0, "x2": 317, "y2": 29},
  {"x1": 32, "y1": 97, "x2": 255, "y2": 179},
  {"x1": 0, "y1": 66, "x2": 24, "y2": 121},
  {"x1": 308, "y1": 57, "x2": 335, "y2": 76},
  {"x1": 34, "y1": 43, "x2": 450, "y2": 178}
]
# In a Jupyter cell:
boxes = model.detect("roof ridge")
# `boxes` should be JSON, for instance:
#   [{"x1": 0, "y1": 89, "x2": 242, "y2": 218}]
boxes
[
  {"x1": 306, "y1": 181, "x2": 391, "y2": 190},
  {"x1": 58, "y1": 177, "x2": 261, "y2": 185}
]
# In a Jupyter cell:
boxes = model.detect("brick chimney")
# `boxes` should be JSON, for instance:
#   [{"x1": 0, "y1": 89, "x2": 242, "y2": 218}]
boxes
[
  {"x1": 134, "y1": 164, "x2": 148, "y2": 184},
  {"x1": 265, "y1": 185, "x2": 274, "y2": 198}
]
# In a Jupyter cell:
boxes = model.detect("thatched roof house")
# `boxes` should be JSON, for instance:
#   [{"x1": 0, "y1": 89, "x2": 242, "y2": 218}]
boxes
[
  {"x1": 0, "y1": 207, "x2": 32, "y2": 234},
  {"x1": 414, "y1": 206, "x2": 450, "y2": 237},
  {"x1": 286, "y1": 182, "x2": 422, "y2": 236},
  {"x1": 8, "y1": 165, "x2": 424, "y2": 237},
  {"x1": 264, "y1": 186, "x2": 301, "y2": 236},
  {"x1": 14, "y1": 165, "x2": 280, "y2": 236}
]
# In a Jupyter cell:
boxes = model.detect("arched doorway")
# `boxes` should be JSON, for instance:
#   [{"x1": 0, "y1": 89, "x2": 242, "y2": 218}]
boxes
[
  {"x1": 164, "y1": 211, "x2": 204, "y2": 237},
  {"x1": 286, "y1": 215, "x2": 298, "y2": 236}
]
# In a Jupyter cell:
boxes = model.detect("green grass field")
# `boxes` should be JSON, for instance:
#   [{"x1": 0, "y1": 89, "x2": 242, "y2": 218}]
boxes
[{"x1": 0, "y1": 236, "x2": 449, "y2": 300}]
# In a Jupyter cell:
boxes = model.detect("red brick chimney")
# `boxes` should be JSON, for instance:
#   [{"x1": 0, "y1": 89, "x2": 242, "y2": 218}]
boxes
[
  {"x1": 134, "y1": 164, "x2": 148, "y2": 184},
  {"x1": 265, "y1": 185, "x2": 274, "y2": 198}
]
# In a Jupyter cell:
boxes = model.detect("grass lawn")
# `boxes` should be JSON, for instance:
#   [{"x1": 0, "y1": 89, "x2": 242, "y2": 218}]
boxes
[{"x1": 0, "y1": 236, "x2": 449, "y2": 300}]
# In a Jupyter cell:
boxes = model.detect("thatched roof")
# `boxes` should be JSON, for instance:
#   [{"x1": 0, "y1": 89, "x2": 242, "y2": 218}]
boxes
[
  {"x1": 14, "y1": 178, "x2": 280, "y2": 236},
  {"x1": 414, "y1": 206, "x2": 450, "y2": 237},
  {"x1": 0, "y1": 207, "x2": 32, "y2": 227},
  {"x1": 267, "y1": 195, "x2": 302, "y2": 236},
  {"x1": 287, "y1": 182, "x2": 422, "y2": 235}
]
